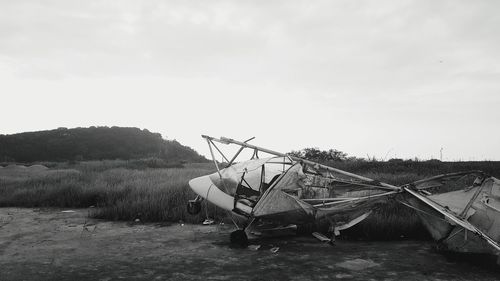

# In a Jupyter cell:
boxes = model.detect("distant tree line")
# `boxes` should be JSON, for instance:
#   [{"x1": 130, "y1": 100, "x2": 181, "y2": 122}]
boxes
[
  {"x1": 289, "y1": 147, "x2": 500, "y2": 178},
  {"x1": 0, "y1": 126, "x2": 207, "y2": 163},
  {"x1": 289, "y1": 147, "x2": 349, "y2": 162}
]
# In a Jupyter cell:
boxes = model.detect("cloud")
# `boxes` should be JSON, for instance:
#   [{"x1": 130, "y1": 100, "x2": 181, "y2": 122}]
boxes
[
  {"x1": 1, "y1": 0, "x2": 499, "y2": 160},
  {"x1": 2, "y1": 1, "x2": 499, "y2": 85}
]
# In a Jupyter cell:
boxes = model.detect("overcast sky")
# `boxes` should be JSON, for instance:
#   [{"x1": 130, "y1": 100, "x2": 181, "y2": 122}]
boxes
[{"x1": 1, "y1": 0, "x2": 499, "y2": 161}]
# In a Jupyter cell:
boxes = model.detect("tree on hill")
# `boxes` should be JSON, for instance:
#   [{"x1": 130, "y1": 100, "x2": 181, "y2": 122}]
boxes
[
  {"x1": 289, "y1": 147, "x2": 348, "y2": 162},
  {"x1": 0, "y1": 126, "x2": 207, "y2": 163}
]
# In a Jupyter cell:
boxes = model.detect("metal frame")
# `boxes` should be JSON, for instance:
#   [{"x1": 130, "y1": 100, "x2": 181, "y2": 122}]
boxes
[
  {"x1": 201, "y1": 135, "x2": 403, "y2": 222},
  {"x1": 202, "y1": 135, "x2": 400, "y2": 191}
]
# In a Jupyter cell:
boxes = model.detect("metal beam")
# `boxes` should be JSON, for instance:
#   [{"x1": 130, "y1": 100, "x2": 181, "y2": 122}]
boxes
[{"x1": 202, "y1": 135, "x2": 400, "y2": 191}]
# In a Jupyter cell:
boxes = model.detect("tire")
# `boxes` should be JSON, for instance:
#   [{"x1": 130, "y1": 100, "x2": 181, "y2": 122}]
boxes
[
  {"x1": 187, "y1": 201, "x2": 201, "y2": 215},
  {"x1": 230, "y1": 229, "x2": 248, "y2": 248}
]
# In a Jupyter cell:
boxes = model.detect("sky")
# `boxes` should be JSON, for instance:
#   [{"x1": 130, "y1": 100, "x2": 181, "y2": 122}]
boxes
[{"x1": 1, "y1": 0, "x2": 499, "y2": 161}]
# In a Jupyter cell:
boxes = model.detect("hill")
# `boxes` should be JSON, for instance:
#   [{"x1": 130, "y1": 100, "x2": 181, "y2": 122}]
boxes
[{"x1": 0, "y1": 127, "x2": 207, "y2": 163}]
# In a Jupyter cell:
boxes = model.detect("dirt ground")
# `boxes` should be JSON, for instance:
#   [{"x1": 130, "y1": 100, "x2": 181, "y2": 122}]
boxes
[{"x1": 0, "y1": 208, "x2": 498, "y2": 281}]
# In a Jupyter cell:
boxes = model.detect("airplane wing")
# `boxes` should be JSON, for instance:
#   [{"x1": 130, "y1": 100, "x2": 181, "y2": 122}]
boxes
[{"x1": 402, "y1": 172, "x2": 500, "y2": 253}]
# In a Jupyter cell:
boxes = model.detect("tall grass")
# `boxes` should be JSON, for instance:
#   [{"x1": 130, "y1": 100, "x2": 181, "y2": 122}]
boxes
[
  {"x1": 89, "y1": 167, "x2": 226, "y2": 223},
  {"x1": 339, "y1": 171, "x2": 429, "y2": 240},
  {"x1": 1, "y1": 160, "x2": 500, "y2": 240},
  {"x1": 0, "y1": 163, "x2": 222, "y2": 223}
]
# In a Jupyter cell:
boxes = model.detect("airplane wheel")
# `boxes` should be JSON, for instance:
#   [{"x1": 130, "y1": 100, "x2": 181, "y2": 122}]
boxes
[
  {"x1": 230, "y1": 229, "x2": 248, "y2": 248},
  {"x1": 187, "y1": 201, "x2": 201, "y2": 215}
]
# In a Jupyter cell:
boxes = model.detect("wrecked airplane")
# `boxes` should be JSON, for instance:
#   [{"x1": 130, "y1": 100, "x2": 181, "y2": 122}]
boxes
[{"x1": 187, "y1": 135, "x2": 500, "y2": 263}]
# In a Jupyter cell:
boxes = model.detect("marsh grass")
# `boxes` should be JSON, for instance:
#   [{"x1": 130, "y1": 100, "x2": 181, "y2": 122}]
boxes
[
  {"x1": 0, "y1": 163, "x2": 224, "y2": 223},
  {"x1": 341, "y1": 172, "x2": 430, "y2": 240},
  {"x1": 1, "y1": 160, "x2": 499, "y2": 240},
  {"x1": 89, "y1": 167, "x2": 227, "y2": 223}
]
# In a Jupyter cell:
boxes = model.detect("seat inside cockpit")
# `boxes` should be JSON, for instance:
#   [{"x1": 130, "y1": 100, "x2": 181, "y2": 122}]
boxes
[
  {"x1": 235, "y1": 171, "x2": 282, "y2": 208},
  {"x1": 232, "y1": 157, "x2": 292, "y2": 212}
]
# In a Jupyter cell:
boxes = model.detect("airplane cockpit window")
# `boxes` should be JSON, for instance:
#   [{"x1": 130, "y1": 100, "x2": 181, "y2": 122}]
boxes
[{"x1": 234, "y1": 157, "x2": 292, "y2": 209}]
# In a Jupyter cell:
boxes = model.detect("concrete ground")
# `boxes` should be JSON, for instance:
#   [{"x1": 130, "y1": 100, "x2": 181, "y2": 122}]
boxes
[{"x1": 0, "y1": 208, "x2": 498, "y2": 281}]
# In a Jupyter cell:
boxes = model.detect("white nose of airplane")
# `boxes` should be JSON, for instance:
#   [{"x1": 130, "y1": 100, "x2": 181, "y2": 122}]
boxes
[
  {"x1": 188, "y1": 175, "x2": 214, "y2": 198},
  {"x1": 188, "y1": 175, "x2": 235, "y2": 211}
]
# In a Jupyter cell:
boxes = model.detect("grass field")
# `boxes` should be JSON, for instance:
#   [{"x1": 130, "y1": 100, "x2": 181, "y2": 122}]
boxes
[
  {"x1": 1, "y1": 159, "x2": 499, "y2": 240},
  {"x1": 0, "y1": 161, "x2": 219, "y2": 223}
]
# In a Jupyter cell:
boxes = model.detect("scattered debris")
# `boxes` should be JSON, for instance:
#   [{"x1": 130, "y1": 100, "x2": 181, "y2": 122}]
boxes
[
  {"x1": 249, "y1": 231, "x2": 262, "y2": 236},
  {"x1": 270, "y1": 247, "x2": 279, "y2": 253},
  {"x1": 202, "y1": 218, "x2": 215, "y2": 225},
  {"x1": 312, "y1": 232, "x2": 331, "y2": 243},
  {"x1": 0, "y1": 215, "x2": 14, "y2": 228},
  {"x1": 248, "y1": 244, "x2": 261, "y2": 251},
  {"x1": 81, "y1": 220, "x2": 98, "y2": 236}
]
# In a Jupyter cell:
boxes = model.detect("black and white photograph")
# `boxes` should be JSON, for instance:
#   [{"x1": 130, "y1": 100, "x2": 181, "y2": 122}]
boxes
[{"x1": 1, "y1": 1, "x2": 499, "y2": 280}]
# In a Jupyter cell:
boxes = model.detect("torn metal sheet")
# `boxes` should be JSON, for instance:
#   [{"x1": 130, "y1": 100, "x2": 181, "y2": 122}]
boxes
[{"x1": 402, "y1": 172, "x2": 500, "y2": 256}]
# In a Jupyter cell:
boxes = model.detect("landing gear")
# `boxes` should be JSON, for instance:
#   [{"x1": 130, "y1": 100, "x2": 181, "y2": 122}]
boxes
[
  {"x1": 230, "y1": 229, "x2": 248, "y2": 248},
  {"x1": 187, "y1": 196, "x2": 203, "y2": 215}
]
